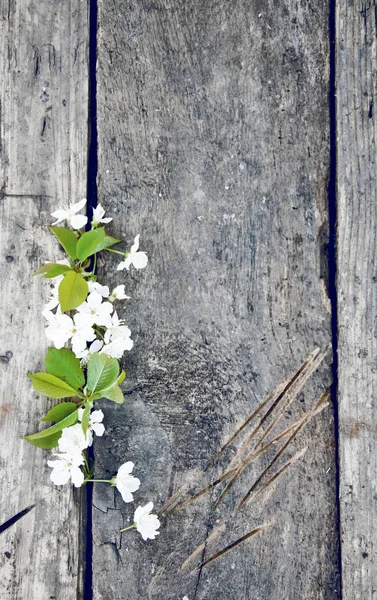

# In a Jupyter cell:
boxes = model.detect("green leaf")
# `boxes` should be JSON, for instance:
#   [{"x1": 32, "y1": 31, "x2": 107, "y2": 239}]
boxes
[
  {"x1": 45, "y1": 348, "x2": 85, "y2": 390},
  {"x1": 29, "y1": 372, "x2": 78, "y2": 398},
  {"x1": 76, "y1": 228, "x2": 105, "y2": 262},
  {"x1": 44, "y1": 264, "x2": 72, "y2": 278},
  {"x1": 34, "y1": 262, "x2": 59, "y2": 276},
  {"x1": 41, "y1": 402, "x2": 78, "y2": 422},
  {"x1": 86, "y1": 353, "x2": 119, "y2": 394},
  {"x1": 92, "y1": 234, "x2": 120, "y2": 254},
  {"x1": 81, "y1": 402, "x2": 91, "y2": 437},
  {"x1": 24, "y1": 410, "x2": 78, "y2": 445},
  {"x1": 58, "y1": 271, "x2": 88, "y2": 312},
  {"x1": 24, "y1": 431, "x2": 62, "y2": 449},
  {"x1": 116, "y1": 370, "x2": 126, "y2": 385},
  {"x1": 49, "y1": 227, "x2": 78, "y2": 259},
  {"x1": 100, "y1": 384, "x2": 124, "y2": 404}
]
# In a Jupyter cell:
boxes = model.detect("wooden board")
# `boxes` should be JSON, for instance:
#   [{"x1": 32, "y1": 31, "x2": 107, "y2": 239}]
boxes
[
  {"x1": 0, "y1": 1, "x2": 88, "y2": 598},
  {"x1": 93, "y1": 2, "x2": 341, "y2": 598},
  {"x1": 337, "y1": 2, "x2": 377, "y2": 598}
]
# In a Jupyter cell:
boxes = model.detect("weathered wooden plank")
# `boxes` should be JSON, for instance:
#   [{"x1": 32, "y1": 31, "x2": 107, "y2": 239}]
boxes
[
  {"x1": 93, "y1": 1, "x2": 340, "y2": 598},
  {"x1": 0, "y1": 1, "x2": 88, "y2": 597},
  {"x1": 337, "y1": 2, "x2": 377, "y2": 598}
]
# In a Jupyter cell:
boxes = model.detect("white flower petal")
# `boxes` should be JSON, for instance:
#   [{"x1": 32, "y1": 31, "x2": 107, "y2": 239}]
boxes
[
  {"x1": 87, "y1": 291, "x2": 103, "y2": 309},
  {"x1": 117, "y1": 260, "x2": 128, "y2": 271},
  {"x1": 70, "y1": 214, "x2": 88, "y2": 230},
  {"x1": 51, "y1": 209, "x2": 68, "y2": 224},
  {"x1": 88, "y1": 281, "x2": 110, "y2": 297},
  {"x1": 132, "y1": 251, "x2": 148, "y2": 270},
  {"x1": 90, "y1": 339, "x2": 104, "y2": 353},
  {"x1": 71, "y1": 466, "x2": 85, "y2": 487},
  {"x1": 91, "y1": 409, "x2": 104, "y2": 424},
  {"x1": 118, "y1": 461, "x2": 134, "y2": 476},
  {"x1": 91, "y1": 423, "x2": 105, "y2": 437},
  {"x1": 49, "y1": 466, "x2": 71, "y2": 486},
  {"x1": 130, "y1": 234, "x2": 140, "y2": 254},
  {"x1": 71, "y1": 198, "x2": 87, "y2": 213}
]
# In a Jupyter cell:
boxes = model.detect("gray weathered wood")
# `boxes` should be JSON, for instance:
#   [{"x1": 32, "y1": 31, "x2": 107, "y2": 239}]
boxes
[
  {"x1": 337, "y1": 2, "x2": 377, "y2": 598},
  {"x1": 93, "y1": 1, "x2": 340, "y2": 598},
  {"x1": 0, "y1": 1, "x2": 88, "y2": 597}
]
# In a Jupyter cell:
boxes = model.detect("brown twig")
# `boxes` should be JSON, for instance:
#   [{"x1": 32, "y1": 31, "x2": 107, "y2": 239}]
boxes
[
  {"x1": 237, "y1": 389, "x2": 330, "y2": 512},
  {"x1": 249, "y1": 446, "x2": 308, "y2": 503},
  {"x1": 180, "y1": 524, "x2": 226, "y2": 570},
  {"x1": 193, "y1": 523, "x2": 268, "y2": 572}
]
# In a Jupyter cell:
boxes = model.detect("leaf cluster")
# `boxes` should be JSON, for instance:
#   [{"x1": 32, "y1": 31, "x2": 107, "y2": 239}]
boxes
[
  {"x1": 25, "y1": 349, "x2": 125, "y2": 448},
  {"x1": 34, "y1": 227, "x2": 120, "y2": 311}
]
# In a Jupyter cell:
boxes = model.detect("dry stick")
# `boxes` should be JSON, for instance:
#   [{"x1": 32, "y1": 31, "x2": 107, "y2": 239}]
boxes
[
  {"x1": 213, "y1": 346, "x2": 329, "y2": 509},
  {"x1": 174, "y1": 418, "x2": 305, "y2": 513},
  {"x1": 175, "y1": 468, "x2": 239, "y2": 512},
  {"x1": 158, "y1": 486, "x2": 189, "y2": 516},
  {"x1": 237, "y1": 389, "x2": 331, "y2": 512},
  {"x1": 210, "y1": 348, "x2": 319, "y2": 471},
  {"x1": 180, "y1": 524, "x2": 226, "y2": 570},
  {"x1": 244, "y1": 344, "x2": 330, "y2": 457},
  {"x1": 205, "y1": 383, "x2": 285, "y2": 471},
  {"x1": 250, "y1": 446, "x2": 308, "y2": 503},
  {"x1": 193, "y1": 524, "x2": 268, "y2": 572}
]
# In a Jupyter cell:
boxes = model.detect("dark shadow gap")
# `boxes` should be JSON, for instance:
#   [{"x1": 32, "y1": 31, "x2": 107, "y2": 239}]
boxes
[
  {"x1": 83, "y1": 0, "x2": 98, "y2": 598},
  {"x1": 328, "y1": 0, "x2": 342, "y2": 597}
]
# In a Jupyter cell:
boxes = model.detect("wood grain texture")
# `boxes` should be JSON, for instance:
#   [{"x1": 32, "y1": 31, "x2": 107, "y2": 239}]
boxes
[
  {"x1": 94, "y1": 1, "x2": 340, "y2": 598},
  {"x1": 0, "y1": 1, "x2": 88, "y2": 597},
  {"x1": 337, "y1": 2, "x2": 377, "y2": 598}
]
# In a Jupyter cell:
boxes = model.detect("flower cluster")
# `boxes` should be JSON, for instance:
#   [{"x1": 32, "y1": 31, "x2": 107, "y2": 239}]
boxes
[{"x1": 24, "y1": 199, "x2": 160, "y2": 541}]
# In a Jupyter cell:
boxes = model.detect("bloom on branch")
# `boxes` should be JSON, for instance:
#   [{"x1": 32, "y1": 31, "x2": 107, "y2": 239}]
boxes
[
  {"x1": 117, "y1": 235, "x2": 148, "y2": 271},
  {"x1": 91, "y1": 204, "x2": 113, "y2": 227},
  {"x1": 51, "y1": 198, "x2": 88, "y2": 230},
  {"x1": 58, "y1": 423, "x2": 89, "y2": 454},
  {"x1": 109, "y1": 285, "x2": 130, "y2": 302},
  {"x1": 134, "y1": 502, "x2": 160, "y2": 540},
  {"x1": 76, "y1": 291, "x2": 113, "y2": 328},
  {"x1": 111, "y1": 462, "x2": 141, "y2": 503},
  {"x1": 47, "y1": 453, "x2": 85, "y2": 487},
  {"x1": 43, "y1": 310, "x2": 96, "y2": 356},
  {"x1": 100, "y1": 311, "x2": 133, "y2": 358},
  {"x1": 88, "y1": 281, "x2": 110, "y2": 298}
]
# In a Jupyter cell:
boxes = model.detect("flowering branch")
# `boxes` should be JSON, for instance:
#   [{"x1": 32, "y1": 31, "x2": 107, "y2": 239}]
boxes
[{"x1": 24, "y1": 199, "x2": 160, "y2": 542}]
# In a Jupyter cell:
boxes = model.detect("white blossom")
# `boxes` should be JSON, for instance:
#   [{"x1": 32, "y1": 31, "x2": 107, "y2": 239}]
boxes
[
  {"x1": 51, "y1": 198, "x2": 88, "y2": 230},
  {"x1": 117, "y1": 235, "x2": 148, "y2": 271},
  {"x1": 43, "y1": 311, "x2": 96, "y2": 356},
  {"x1": 58, "y1": 423, "x2": 89, "y2": 455},
  {"x1": 91, "y1": 204, "x2": 113, "y2": 226},
  {"x1": 111, "y1": 462, "x2": 140, "y2": 503},
  {"x1": 109, "y1": 285, "x2": 130, "y2": 302},
  {"x1": 78, "y1": 408, "x2": 105, "y2": 446},
  {"x1": 100, "y1": 336, "x2": 133, "y2": 359},
  {"x1": 43, "y1": 311, "x2": 74, "y2": 348},
  {"x1": 133, "y1": 502, "x2": 160, "y2": 540},
  {"x1": 76, "y1": 291, "x2": 113, "y2": 328},
  {"x1": 104, "y1": 312, "x2": 130, "y2": 344},
  {"x1": 47, "y1": 452, "x2": 85, "y2": 487},
  {"x1": 88, "y1": 281, "x2": 110, "y2": 298}
]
